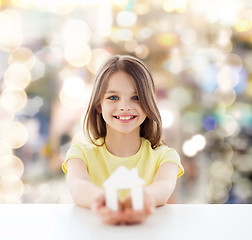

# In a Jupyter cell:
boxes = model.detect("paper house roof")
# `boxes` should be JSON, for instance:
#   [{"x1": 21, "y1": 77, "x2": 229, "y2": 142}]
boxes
[{"x1": 103, "y1": 166, "x2": 145, "y2": 190}]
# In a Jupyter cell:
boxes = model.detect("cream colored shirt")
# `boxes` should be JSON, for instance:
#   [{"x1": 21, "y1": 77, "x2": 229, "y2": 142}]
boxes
[{"x1": 62, "y1": 138, "x2": 184, "y2": 194}]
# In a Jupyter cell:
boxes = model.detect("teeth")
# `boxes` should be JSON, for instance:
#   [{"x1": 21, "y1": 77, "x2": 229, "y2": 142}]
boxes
[{"x1": 118, "y1": 116, "x2": 134, "y2": 120}]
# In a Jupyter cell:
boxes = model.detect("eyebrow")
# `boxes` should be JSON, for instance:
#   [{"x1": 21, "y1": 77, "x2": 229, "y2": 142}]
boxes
[{"x1": 105, "y1": 90, "x2": 137, "y2": 94}]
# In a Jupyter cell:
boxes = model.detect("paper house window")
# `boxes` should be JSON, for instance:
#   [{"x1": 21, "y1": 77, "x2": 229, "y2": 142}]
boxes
[{"x1": 103, "y1": 166, "x2": 145, "y2": 211}]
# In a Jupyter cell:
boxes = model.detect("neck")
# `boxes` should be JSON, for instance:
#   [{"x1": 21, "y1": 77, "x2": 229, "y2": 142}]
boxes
[{"x1": 104, "y1": 130, "x2": 142, "y2": 157}]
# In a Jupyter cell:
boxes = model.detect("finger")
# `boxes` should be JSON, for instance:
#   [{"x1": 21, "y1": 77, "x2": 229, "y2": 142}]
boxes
[
  {"x1": 97, "y1": 195, "x2": 106, "y2": 206},
  {"x1": 123, "y1": 199, "x2": 132, "y2": 210},
  {"x1": 118, "y1": 200, "x2": 125, "y2": 211},
  {"x1": 123, "y1": 209, "x2": 147, "y2": 225},
  {"x1": 97, "y1": 207, "x2": 124, "y2": 225},
  {"x1": 104, "y1": 213, "x2": 123, "y2": 225},
  {"x1": 123, "y1": 195, "x2": 132, "y2": 209},
  {"x1": 91, "y1": 198, "x2": 105, "y2": 213}
]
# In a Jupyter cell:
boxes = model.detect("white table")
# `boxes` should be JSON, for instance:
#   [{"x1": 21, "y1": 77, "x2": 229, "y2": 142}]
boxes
[{"x1": 0, "y1": 204, "x2": 251, "y2": 240}]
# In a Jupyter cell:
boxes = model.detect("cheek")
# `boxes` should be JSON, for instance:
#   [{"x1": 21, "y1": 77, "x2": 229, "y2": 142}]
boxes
[
  {"x1": 136, "y1": 104, "x2": 146, "y2": 115},
  {"x1": 139, "y1": 109, "x2": 147, "y2": 122},
  {"x1": 101, "y1": 103, "x2": 113, "y2": 114}
]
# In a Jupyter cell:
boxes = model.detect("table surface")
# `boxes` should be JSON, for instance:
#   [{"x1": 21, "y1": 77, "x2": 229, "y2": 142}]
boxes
[{"x1": 0, "y1": 204, "x2": 251, "y2": 240}]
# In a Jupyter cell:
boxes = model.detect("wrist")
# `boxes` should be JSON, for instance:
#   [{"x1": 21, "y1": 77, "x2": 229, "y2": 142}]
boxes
[{"x1": 143, "y1": 187, "x2": 156, "y2": 207}]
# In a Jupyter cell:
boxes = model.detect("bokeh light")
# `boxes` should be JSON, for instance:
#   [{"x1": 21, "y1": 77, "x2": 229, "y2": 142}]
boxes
[
  {"x1": 203, "y1": 116, "x2": 217, "y2": 131},
  {"x1": 112, "y1": 28, "x2": 133, "y2": 42},
  {"x1": 124, "y1": 39, "x2": 138, "y2": 52},
  {"x1": 0, "y1": 9, "x2": 23, "y2": 52},
  {"x1": 192, "y1": 134, "x2": 206, "y2": 151},
  {"x1": 211, "y1": 142, "x2": 234, "y2": 162},
  {"x1": 163, "y1": 0, "x2": 188, "y2": 13},
  {"x1": 160, "y1": 109, "x2": 175, "y2": 128},
  {"x1": 8, "y1": 47, "x2": 35, "y2": 70},
  {"x1": 35, "y1": 1, "x2": 75, "y2": 15},
  {"x1": 62, "y1": 76, "x2": 85, "y2": 99},
  {"x1": 0, "y1": 142, "x2": 13, "y2": 168},
  {"x1": 1, "y1": 121, "x2": 28, "y2": 149},
  {"x1": 0, "y1": 105, "x2": 14, "y2": 127},
  {"x1": 31, "y1": 57, "x2": 45, "y2": 81},
  {"x1": 87, "y1": 48, "x2": 111, "y2": 74},
  {"x1": 62, "y1": 19, "x2": 91, "y2": 44},
  {"x1": 0, "y1": 89, "x2": 27, "y2": 113},
  {"x1": 218, "y1": 114, "x2": 238, "y2": 137},
  {"x1": 169, "y1": 87, "x2": 192, "y2": 110},
  {"x1": 59, "y1": 77, "x2": 91, "y2": 110},
  {"x1": 210, "y1": 160, "x2": 233, "y2": 178},
  {"x1": 230, "y1": 102, "x2": 252, "y2": 127},
  {"x1": 4, "y1": 64, "x2": 31, "y2": 90},
  {"x1": 116, "y1": 11, "x2": 137, "y2": 27},
  {"x1": 133, "y1": 2, "x2": 150, "y2": 15},
  {"x1": 64, "y1": 42, "x2": 92, "y2": 67},
  {"x1": 156, "y1": 34, "x2": 178, "y2": 47},
  {"x1": 0, "y1": 155, "x2": 24, "y2": 180},
  {"x1": 182, "y1": 139, "x2": 197, "y2": 157},
  {"x1": 235, "y1": 19, "x2": 252, "y2": 32},
  {"x1": 217, "y1": 65, "x2": 240, "y2": 91},
  {"x1": 135, "y1": 44, "x2": 149, "y2": 59},
  {"x1": 182, "y1": 134, "x2": 206, "y2": 157},
  {"x1": 206, "y1": 176, "x2": 232, "y2": 203},
  {"x1": 214, "y1": 88, "x2": 236, "y2": 107},
  {"x1": 182, "y1": 112, "x2": 202, "y2": 134},
  {"x1": 137, "y1": 27, "x2": 152, "y2": 41},
  {"x1": 0, "y1": 178, "x2": 24, "y2": 201},
  {"x1": 11, "y1": 0, "x2": 34, "y2": 9}
]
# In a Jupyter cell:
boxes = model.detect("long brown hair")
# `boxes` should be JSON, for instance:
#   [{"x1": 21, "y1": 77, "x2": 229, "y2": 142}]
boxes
[{"x1": 83, "y1": 55, "x2": 163, "y2": 149}]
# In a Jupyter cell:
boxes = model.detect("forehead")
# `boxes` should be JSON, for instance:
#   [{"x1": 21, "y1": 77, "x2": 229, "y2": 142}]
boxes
[{"x1": 105, "y1": 71, "x2": 137, "y2": 92}]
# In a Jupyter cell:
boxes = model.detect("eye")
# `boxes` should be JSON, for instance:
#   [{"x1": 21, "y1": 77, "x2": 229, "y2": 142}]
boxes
[
  {"x1": 132, "y1": 95, "x2": 139, "y2": 101},
  {"x1": 108, "y1": 96, "x2": 118, "y2": 100}
]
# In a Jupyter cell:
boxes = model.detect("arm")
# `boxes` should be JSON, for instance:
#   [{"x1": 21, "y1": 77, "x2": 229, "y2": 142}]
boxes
[
  {"x1": 145, "y1": 162, "x2": 179, "y2": 206},
  {"x1": 67, "y1": 158, "x2": 124, "y2": 224},
  {"x1": 121, "y1": 162, "x2": 179, "y2": 224},
  {"x1": 66, "y1": 158, "x2": 104, "y2": 208}
]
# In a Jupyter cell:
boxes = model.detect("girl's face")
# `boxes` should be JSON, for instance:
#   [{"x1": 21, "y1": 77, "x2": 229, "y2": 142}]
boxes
[{"x1": 99, "y1": 71, "x2": 146, "y2": 136}]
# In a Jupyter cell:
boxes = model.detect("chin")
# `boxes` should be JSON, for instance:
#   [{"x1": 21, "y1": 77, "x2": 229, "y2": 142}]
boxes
[
  {"x1": 117, "y1": 128, "x2": 140, "y2": 135},
  {"x1": 107, "y1": 127, "x2": 139, "y2": 136}
]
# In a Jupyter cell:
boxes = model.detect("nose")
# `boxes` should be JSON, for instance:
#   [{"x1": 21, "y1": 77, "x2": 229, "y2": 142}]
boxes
[{"x1": 119, "y1": 99, "x2": 131, "y2": 111}]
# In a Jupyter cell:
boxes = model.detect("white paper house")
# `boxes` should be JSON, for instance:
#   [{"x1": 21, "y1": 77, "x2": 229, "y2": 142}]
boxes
[{"x1": 103, "y1": 166, "x2": 145, "y2": 211}]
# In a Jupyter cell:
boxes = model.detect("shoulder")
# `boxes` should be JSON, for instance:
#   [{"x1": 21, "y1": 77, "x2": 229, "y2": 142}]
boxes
[
  {"x1": 68, "y1": 142, "x2": 94, "y2": 154},
  {"x1": 142, "y1": 138, "x2": 176, "y2": 155},
  {"x1": 155, "y1": 144, "x2": 178, "y2": 155},
  {"x1": 142, "y1": 138, "x2": 184, "y2": 178},
  {"x1": 67, "y1": 138, "x2": 104, "y2": 156}
]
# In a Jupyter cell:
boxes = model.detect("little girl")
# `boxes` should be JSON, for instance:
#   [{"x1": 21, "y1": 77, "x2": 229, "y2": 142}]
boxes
[{"x1": 62, "y1": 55, "x2": 184, "y2": 225}]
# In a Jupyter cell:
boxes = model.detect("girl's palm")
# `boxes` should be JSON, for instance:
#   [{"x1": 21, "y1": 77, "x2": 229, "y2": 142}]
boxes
[
  {"x1": 121, "y1": 191, "x2": 155, "y2": 224},
  {"x1": 92, "y1": 191, "x2": 155, "y2": 225}
]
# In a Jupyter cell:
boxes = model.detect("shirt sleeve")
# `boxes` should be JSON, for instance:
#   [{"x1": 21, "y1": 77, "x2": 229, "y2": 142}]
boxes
[
  {"x1": 158, "y1": 147, "x2": 184, "y2": 178},
  {"x1": 62, "y1": 143, "x2": 88, "y2": 175}
]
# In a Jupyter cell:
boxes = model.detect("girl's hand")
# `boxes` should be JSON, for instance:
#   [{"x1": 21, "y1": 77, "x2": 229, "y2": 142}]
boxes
[
  {"x1": 91, "y1": 190, "x2": 155, "y2": 225},
  {"x1": 91, "y1": 192, "x2": 124, "y2": 225},
  {"x1": 121, "y1": 190, "x2": 155, "y2": 224}
]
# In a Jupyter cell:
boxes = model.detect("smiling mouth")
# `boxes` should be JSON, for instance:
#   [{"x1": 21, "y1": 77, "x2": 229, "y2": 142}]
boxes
[{"x1": 113, "y1": 115, "x2": 137, "y2": 120}]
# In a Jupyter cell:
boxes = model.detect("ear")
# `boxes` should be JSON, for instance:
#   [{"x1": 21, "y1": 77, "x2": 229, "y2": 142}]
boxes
[{"x1": 96, "y1": 105, "x2": 102, "y2": 113}]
